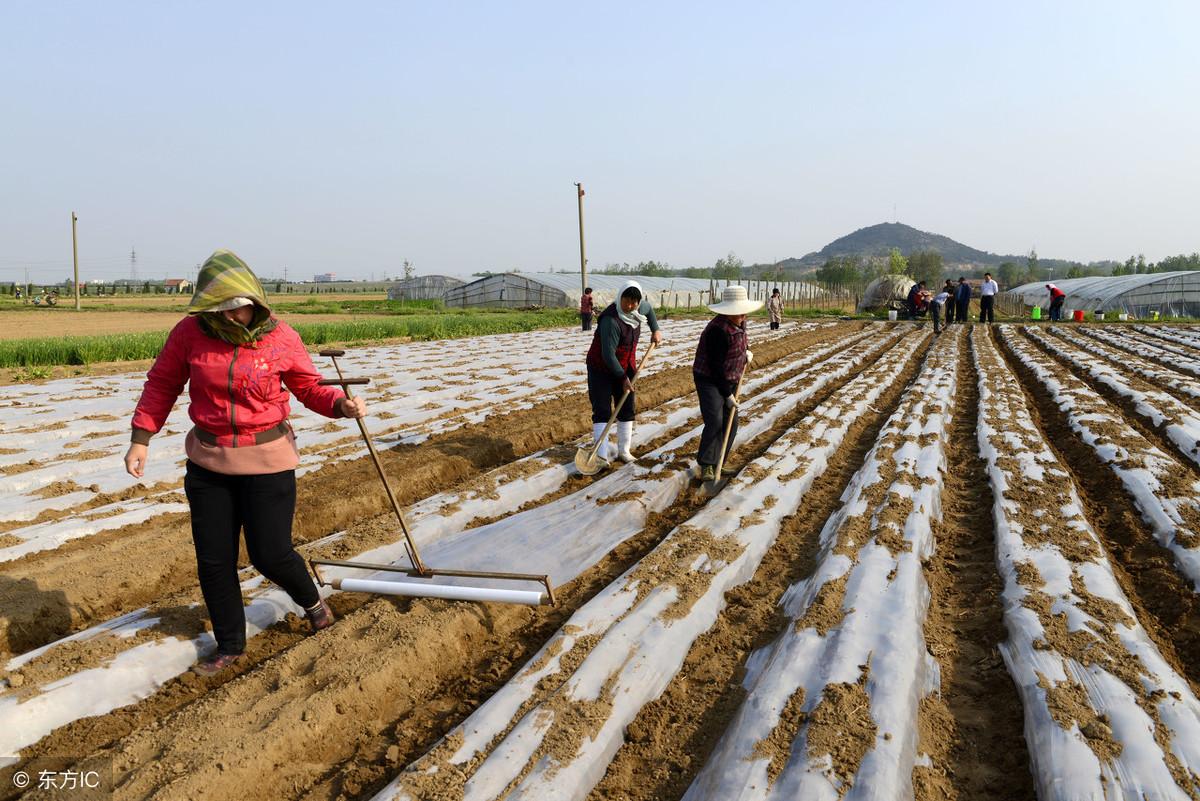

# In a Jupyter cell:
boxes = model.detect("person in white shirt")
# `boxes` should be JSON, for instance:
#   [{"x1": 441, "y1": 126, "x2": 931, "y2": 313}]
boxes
[
  {"x1": 931, "y1": 289, "x2": 952, "y2": 334},
  {"x1": 979, "y1": 272, "x2": 999, "y2": 323}
]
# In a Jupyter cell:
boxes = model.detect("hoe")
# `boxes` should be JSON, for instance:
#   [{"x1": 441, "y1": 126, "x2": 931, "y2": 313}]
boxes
[
  {"x1": 574, "y1": 341, "x2": 657, "y2": 476},
  {"x1": 700, "y1": 362, "x2": 749, "y2": 498},
  {"x1": 307, "y1": 349, "x2": 556, "y2": 607}
]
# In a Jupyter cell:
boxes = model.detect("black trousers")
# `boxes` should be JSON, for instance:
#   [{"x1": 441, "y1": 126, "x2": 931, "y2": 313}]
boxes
[
  {"x1": 587, "y1": 365, "x2": 634, "y2": 423},
  {"x1": 581, "y1": 313, "x2": 592, "y2": 331},
  {"x1": 1049, "y1": 297, "x2": 1065, "y2": 321},
  {"x1": 945, "y1": 302, "x2": 955, "y2": 324},
  {"x1": 956, "y1": 299, "x2": 969, "y2": 322},
  {"x1": 932, "y1": 302, "x2": 944, "y2": 334},
  {"x1": 980, "y1": 295, "x2": 995, "y2": 323},
  {"x1": 184, "y1": 461, "x2": 319, "y2": 655},
  {"x1": 695, "y1": 375, "x2": 738, "y2": 466}
]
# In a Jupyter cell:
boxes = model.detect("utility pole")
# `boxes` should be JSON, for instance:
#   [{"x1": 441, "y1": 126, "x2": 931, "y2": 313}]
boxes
[
  {"x1": 574, "y1": 182, "x2": 587, "y2": 296},
  {"x1": 71, "y1": 211, "x2": 80, "y2": 309},
  {"x1": 130, "y1": 246, "x2": 138, "y2": 283}
]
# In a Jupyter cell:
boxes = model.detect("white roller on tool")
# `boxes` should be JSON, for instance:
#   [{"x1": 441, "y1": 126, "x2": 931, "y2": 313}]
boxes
[{"x1": 308, "y1": 349, "x2": 556, "y2": 607}]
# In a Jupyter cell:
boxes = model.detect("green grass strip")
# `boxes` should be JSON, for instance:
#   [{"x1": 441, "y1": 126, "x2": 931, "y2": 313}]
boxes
[{"x1": 0, "y1": 309, "x2": 580, "y2": 367}]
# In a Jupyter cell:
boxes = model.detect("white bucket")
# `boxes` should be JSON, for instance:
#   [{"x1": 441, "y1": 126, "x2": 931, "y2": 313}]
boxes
[
  {"x1": 887, "y1": 310, "x2": 898, "y2": 321},
  {"x1": 1118, "y1": 313, "x2": 1129, "y2": 321}
]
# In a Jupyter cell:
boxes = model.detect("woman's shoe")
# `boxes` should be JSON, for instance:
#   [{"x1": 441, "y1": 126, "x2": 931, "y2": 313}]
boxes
[
  {"x1": 191, "y1": 652, "x2": 242, "y2": 676},
  {"x1": 305, "y1": 599, "x2": 335, "y2": 632}
]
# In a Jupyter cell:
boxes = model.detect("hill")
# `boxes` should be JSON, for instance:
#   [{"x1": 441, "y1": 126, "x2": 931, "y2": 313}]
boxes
[{"x1": 791, "y1": 222, "x2": 1006, "y2": 269}]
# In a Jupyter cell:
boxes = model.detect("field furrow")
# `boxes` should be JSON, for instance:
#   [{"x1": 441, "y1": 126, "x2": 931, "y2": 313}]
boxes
[
  {"x1": 370, "y1": 334, "x2": 932, "y2": 801},
  {"x1": 684, "y1": 327, "x2": 961, "y2": 801},
  {"x1": 2, "y1": 324, "x2": 902, "y2": 798},
  {"x1": 999, "y1": 326, "x2": 1200, "y2": 590},
  {"x1": 976, "y1": 326, "x2": 1200, "y2": 800}
]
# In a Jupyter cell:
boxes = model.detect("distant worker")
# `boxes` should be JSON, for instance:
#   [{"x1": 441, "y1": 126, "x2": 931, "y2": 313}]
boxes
[
  {"x1": 768, "y1": 287, "x2": 783, "y2": 330},
  {"x1": 580, "y1": 286, "x2": 594, "y2": 331},
  {"x1": 123, "y1": 249, "x2": 367, "y2": 676},
  {"x1": 979, "y1": 272, "x2": 999, "y2": 323},
  {"x1": 941, "y1": 280, "x2": 956, "y2": 323},
  {"x1": 694, "y1": 285, "x2": 760, "y2": 482},
  {"x1": 930, "y1": 287, "x2": 951, "y2": 334},
  {"x1": 13, "y1": 286, "x2": 21, "y2": 301},
  {"x1": 955, "y1": 277, "x2": 972, "y2": 323},
  {"x1": 1046, "y1": 283, "x2": 1066, "y2": 321},
  {"x1": 906, "y1": 281, "x2": 928, "y2": 320},
  {"x1": 584, "y1": 279, "x2": 662, "y2": 463}
]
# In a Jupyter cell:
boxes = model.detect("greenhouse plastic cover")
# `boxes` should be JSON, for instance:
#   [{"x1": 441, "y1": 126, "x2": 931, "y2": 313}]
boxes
[{"x1": 1006, "y1": 271, "x2": 1200, "y2": 316}]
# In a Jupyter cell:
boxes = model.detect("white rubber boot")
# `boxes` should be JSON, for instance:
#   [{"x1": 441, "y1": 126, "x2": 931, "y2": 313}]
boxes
[
  {"x1": 592, "y1": 423, "x2": 614, "y2": 461},
  {"x1": 616, "y1": 421, "x2": 636, "y2": 463}
]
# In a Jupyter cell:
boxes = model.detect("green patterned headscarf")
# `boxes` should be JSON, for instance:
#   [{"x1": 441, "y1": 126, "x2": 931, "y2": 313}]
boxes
[{"x1": 188, "y1": 249, "x2": 278, "y2": 346}]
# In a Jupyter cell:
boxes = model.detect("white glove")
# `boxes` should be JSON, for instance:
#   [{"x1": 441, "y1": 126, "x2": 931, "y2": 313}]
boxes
[
  {"x1": 745, "y1": 349, "x2": 754, "y2": 364},
  {"x1": 724, "y1": 395, "x2": 738, "y2": 410}
]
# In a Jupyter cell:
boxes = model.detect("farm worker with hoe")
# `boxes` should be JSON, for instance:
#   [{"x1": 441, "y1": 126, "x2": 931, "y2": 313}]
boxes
[
  {"x1": 585, "y1": 279, "x2": 663, "y2": 463},
  {"x1": 123, "y1": 250, "x2": 367, "y2": 676},
  {"x1": 694, "y1": 285, "x2": 761, "y2": 482},
  {"x1": 767, "y1": 287, "x2": 783, "y2": 330},
  {"x1": 1046, "y1": 283, "x2": 1067, "y2": 321},
  {"x1": 580, "y1": 286, "x2": 594, "y2": 331}
]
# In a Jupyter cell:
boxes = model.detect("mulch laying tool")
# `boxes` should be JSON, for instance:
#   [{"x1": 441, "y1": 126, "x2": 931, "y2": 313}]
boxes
[
  {"x1": 700, "y1": 361, "x2": 749, "y2": 498},
  {"x1": 307, "y1": 349, "x2": 556, "y2": 607},
  {"x1": 574, "y1": 341, "x2": 657, "y2": 476}
]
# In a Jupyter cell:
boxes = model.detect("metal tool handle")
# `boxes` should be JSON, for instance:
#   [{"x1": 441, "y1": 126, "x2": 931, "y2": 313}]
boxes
[
  {"x1": 583, "y1": 340, "x2": 657, "y2": 463},
  {"x1": 319, "y1": 349, "x2": 428, "y2": 575}
]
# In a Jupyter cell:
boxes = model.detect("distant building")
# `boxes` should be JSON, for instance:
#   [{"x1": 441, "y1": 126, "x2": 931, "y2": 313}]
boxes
[
  {"x1": 164, "y1": 278, "x2": 192, "y2": 294},
  {"x1": 314, "y1": 273, "x2": 336, "y2": 283}
]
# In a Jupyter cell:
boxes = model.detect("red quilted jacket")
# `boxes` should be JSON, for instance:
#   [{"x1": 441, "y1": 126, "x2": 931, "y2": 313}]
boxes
[{"x1": 131, "y1": 316, "x2": 345, "y2": 447}]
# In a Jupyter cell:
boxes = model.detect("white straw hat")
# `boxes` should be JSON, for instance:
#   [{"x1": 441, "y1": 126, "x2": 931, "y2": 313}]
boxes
[{"x1": 708, "y1": 284, "x2": 763, "y2": 315}]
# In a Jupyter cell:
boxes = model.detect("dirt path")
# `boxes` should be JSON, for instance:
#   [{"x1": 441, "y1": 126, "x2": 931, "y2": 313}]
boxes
[
  {"x1": 587, "y1": 330, "x2": 932, "y2": 801},
  {"x1": 997, "y1": 327, "x2": 1200, "y2": 693},
  {"x1": 912, "y1": 325, "x2": 1034, "y2": 800}
]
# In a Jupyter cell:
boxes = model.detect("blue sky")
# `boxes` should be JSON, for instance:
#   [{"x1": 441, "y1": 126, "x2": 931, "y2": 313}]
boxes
[{"x1": 2, "y1": 1, "x2": 1197, "y2": 281}]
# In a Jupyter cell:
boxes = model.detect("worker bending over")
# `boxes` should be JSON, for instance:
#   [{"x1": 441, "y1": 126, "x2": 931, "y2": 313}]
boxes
[{"x1": 584, "y1": 280, "x2": 663, "y2": 463}]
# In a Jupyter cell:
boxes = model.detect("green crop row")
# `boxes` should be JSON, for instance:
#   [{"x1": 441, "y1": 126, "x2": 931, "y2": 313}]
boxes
[{"x1": 0, "y1": 309, "x2": 580, "y2": 368}]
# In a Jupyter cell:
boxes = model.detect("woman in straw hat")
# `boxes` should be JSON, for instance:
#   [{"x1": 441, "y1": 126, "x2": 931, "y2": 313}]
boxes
[
  {"x1": 693, "y1": 284, "x2": 761, "y2": 482},
  {"x1": 123, "y1": 250, "x2": 367, "y2": 676},
  {"x1": 584, "y1": 279, "x2": 663, "y2": 463}
]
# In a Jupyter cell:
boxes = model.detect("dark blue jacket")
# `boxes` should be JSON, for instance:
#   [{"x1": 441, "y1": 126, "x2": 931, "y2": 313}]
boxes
[{"x1": 955, "y1": 283, "x2": 972, "y2": 303}]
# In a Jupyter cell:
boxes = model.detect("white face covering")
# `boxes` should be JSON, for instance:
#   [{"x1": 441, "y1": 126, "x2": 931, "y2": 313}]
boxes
[{"x1": 616, "y1": 280, "x2": 647, "y2": 327}]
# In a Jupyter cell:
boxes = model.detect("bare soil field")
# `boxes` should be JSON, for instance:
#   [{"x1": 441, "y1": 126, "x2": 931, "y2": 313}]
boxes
[{"x1": 3, "y1": 320, "x2": 1200, "y2": 801}]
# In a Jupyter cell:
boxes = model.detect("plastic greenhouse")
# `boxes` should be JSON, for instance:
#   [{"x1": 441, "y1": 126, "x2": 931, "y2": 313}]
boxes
[
  {"x1": 442, "y1": 272, "x2": 826, "y2": 310},
  {"x1": 386, "y1": 275, "x2": 463, "y2": 301},
  {"x1": 1007, "y1": 271, "x2": 1200, "y2": 319},
  {"x1": 858, "y1": 274, "x2": 916, "y2": 312}
]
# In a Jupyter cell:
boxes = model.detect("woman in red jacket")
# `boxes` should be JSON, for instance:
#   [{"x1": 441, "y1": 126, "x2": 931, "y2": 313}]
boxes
[{"x1": 124, "y1": 250, "x2": 367, "y2": 675}]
